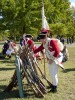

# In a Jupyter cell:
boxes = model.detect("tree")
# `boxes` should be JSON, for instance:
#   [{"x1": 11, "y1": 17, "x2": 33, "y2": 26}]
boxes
[{"x1": 0, "y1": 0, "x2": 74, "y2": 40}]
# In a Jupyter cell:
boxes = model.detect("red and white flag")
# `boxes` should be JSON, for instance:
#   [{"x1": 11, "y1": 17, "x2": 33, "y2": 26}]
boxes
[{"x1": 41, "y1": 0, "x2": 50, "y2": 33}]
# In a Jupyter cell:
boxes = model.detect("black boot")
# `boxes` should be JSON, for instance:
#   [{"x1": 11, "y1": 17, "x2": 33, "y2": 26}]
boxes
[
  {"x1": 48, "y1": 85, "x2": 57, "y2": 93},
  {"x1": 9, "y1": 55, "x2": 11, "y2": 58},
  {"x1": 8, "y1": 55, "x2": 11, "y2": 58}
]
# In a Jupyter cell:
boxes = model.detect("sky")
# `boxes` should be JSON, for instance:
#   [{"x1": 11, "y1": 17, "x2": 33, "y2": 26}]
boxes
[{"x1": 70, "y1": 0, "x2": 75, "y2": 8}]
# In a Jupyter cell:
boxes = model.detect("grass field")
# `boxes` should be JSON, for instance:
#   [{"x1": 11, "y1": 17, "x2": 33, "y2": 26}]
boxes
[{"x1": 0, "y1": 45, "x2": 75, "y2": 100}]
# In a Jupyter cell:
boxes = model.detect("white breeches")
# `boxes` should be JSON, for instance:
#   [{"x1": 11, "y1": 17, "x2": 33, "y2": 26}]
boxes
[
  {"x1": 48, "y1": 62, "x2": 59, "y2": 86},
  {"x1": 6, "y1": 49, "x2": 14, "y2": 56}
]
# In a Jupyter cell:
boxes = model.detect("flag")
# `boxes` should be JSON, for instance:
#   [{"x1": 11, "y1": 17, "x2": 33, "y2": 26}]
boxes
[{"x1": 41, "y1": 0, "x2": 50, "y2": 33}]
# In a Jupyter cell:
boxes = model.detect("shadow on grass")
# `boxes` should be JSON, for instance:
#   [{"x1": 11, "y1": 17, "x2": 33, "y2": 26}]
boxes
[
  {"x1": 0, "y1": 85, "x2": 18, "y2": 100},
  {"x1": 0, "y1": 58, "x2": 15, "y2": 71},
  {"x1": 0, "y1": 84, "x2": 36, "y2": 100},
  {"x1": 0, "y1": 67, "x2": 15, "y2": 71},
  {"x1": 62, "y1": 68, "x2": 75, "y2": 73},
  {"x1": 0, "y1": 90, "x2": 20, "y2": 100},
  {"x1": 0, "y1": 58, "x2": 15, "y2": 64},
  {"x1": 0, "y1": 58, "x2": 16, "y2": 70}
]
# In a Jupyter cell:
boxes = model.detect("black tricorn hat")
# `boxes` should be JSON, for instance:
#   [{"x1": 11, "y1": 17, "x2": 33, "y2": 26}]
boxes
[
  {"x1": 37, "y1": 34, "x2": 46, "y2": 40},
  {"x1": 25, "y1": 34, "x2": 33, "y2": 38},
  {"x1": 37, "y1": 29, "x2": 48, "y2": 40}
]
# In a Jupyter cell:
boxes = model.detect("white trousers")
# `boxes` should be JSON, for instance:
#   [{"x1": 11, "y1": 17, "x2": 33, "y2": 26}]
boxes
[
  {"x1": 48, "y1": 62, "x2": 59, "y2": 86},
  {"x1": 6, "y1": 49, "x2": 14, "y2": 56}
]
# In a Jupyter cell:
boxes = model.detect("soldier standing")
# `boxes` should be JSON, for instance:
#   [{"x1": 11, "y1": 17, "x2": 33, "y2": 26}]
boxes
[{"x1": 33, "y1": 30, "x2": 64, "y2": 93}]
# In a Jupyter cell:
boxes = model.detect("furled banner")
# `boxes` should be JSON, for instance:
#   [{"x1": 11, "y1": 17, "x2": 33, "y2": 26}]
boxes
[{"x1": 41, "y1": 0, "x2": 50, "y2": 33}]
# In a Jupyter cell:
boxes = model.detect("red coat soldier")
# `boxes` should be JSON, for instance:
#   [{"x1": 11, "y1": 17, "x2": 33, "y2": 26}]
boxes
[
  {"x1": 22, "y1": 36, "x2": 41, "y2": 60},
  {"x1": 33, "y1": 30, "x2": 64, "y2": 93}
]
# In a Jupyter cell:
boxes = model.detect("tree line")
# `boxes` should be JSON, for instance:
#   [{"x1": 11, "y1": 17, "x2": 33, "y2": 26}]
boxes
[{"x1": 0, "y1": 0, "x2": 75, "y2": 41}]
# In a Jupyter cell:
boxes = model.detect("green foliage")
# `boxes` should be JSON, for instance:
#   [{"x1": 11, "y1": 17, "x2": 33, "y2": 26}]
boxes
[
  {"x1": 50, "y1": 23, "x2": 68, "y2": 36},
  {"x1": 0, "y1": 0, "x2": 75, "y2": 40}
]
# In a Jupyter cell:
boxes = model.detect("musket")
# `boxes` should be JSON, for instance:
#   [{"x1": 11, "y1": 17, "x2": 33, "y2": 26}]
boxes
[
  {"x1": 27, "y1": 51, "x2": 47, "y2": 94},
  {"x1": 19, "y1": 45, "x2": 47, "y2": 94},
  {"x1": 26, "y1": 47, "x2": 47, "y2": 94},
  {"x1": 28, "y1": 49, "x2": 51, "y2": 87},
  {"x1": 40, "y1": 50, "x2": 46, "y2": 77},
  {"x1": 19, "y1": 56, "x2": 45, "y2": 97},
  {"x1": 34, "y1": 60, "x2": 51, "y2": 86},
  {"x1": 14, "y1": 48, "x2": 44, "y2": 97}
]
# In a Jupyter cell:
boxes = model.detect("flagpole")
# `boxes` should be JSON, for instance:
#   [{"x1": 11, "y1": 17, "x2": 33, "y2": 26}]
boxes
[{"x1": 42, "y1": 0, "x2": 46, "y2": 77}]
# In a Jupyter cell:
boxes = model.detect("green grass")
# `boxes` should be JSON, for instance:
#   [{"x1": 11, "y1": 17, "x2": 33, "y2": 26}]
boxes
[{"x1": 0, "y1": 46, "x2": 75, "y2": 100}]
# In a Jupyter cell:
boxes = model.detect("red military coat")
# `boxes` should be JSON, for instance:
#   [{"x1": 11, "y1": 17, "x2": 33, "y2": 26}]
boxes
[
  {"x1": 34, "y1": 38, "x2": 63, "y2": 68},
  {"x1": 34, "y1": 38, "x2": 60, "y2": 58}
]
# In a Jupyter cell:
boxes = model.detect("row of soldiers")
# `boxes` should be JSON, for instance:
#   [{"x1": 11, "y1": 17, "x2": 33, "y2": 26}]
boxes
[{"x1": 0, "y1": 35, "x2": 42, "y2": 60}]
